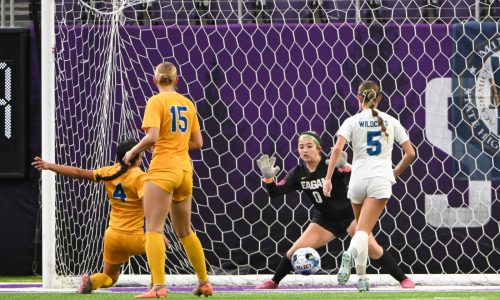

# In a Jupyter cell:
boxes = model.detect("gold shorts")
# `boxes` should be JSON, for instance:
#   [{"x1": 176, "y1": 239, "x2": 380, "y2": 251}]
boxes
[
  {"x1": 148, "y1": 168, "x2": 193, "y2": 201},
  {"x1": 103, "y1": 228, "x2": 146, "y2": 265}
]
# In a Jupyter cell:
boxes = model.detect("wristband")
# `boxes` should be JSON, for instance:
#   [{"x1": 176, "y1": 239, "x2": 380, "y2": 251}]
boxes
[{"x1": 262, "y1": 178, "x2": 274, "y2": 184}]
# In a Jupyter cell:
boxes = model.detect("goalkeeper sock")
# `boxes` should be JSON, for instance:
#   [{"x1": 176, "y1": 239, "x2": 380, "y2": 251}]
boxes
[
  {"x1": 180, "y1": 232, "x2": 208, "y2": 282},
  {"x1": 146, "y1": 231, "x2": 166, "y2": 286},
  {"x1": 371, "y1": 248, "x2": 406, "y2": 282},
  {"x1": 272, "y1": 254, "x2": 293, "y2": 284},
  {"x1": 90, "y1": 273, "x2": 113, "y2": 290}
]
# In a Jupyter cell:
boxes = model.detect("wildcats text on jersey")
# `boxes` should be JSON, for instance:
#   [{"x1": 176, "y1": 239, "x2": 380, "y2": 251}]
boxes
[{"x1": 358, "y1": 120, "x2": 389, "y2": 128}]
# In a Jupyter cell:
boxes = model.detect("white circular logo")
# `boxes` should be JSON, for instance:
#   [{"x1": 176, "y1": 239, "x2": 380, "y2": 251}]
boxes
[
  {"x1": 475, "y1": 52, "x2": 499, "y2": 135},
  {"x1": 461, "y1": 46, "x2": 500, "y2": 156}
]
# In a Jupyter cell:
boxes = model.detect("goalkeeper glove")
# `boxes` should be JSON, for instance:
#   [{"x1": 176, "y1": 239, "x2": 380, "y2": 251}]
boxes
[
  {"x1": 336, "y1": 151, "x2": 348, "y2": 168},
  {"x1": 256, "y1": 154, "x2": 281, "y2": 179},
  {"x1": 325, "y1": 151, "x2": 349, "y2": 168}
]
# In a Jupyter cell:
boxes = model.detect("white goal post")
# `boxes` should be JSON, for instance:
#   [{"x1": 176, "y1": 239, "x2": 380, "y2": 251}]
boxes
[
  {"x1": 42, "y1": 0, "x2": 500, "y2": 288},
  {"x1": 41, "y1": 0, "x2": 57, "y2": 289}
]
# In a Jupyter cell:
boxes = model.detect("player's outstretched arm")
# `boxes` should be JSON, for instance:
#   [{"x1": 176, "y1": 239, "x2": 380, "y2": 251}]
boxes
[
  {"x1": 32, "y1": 156, "x2": 95, "y2": 181},
  {"x1": 393, "y1": 140, "x2": 415, "y2": 179},
  {"x1": 257, "y1": 154, "x2": 300, "y2": 198}
]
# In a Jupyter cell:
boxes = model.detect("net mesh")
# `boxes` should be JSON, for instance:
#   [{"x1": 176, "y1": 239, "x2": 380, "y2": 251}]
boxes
[{"x1": 50, "y1": 0, "x2": 500, "y2": 286}]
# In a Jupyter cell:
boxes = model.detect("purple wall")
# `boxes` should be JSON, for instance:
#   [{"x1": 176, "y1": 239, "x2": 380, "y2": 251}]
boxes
[{"x1": 54, "y1": 22, "x2": 500, "y2": 275}]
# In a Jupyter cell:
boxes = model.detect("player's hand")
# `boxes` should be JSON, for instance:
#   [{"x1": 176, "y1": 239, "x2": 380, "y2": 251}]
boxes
[
  {"x1": 31, "y1": 156, "x2": 50, "y2": 171},
  {"x1": 256, "y1": 154, "x2": 281, "y2": 179},
  {"x1": 323, "y1": 180, "x2": 332, "y2": 197},
  {"x1": 163, "y1": 235, "x2": 171, "y2": 250},
  {"x1": 122, "y1": 150, "x2": 135, "y2": 166}
]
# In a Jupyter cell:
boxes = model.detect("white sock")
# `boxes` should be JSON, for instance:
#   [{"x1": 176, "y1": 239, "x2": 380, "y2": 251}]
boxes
[{"x1": 348, "y1": 231, "x2": 369, "y2": 275}]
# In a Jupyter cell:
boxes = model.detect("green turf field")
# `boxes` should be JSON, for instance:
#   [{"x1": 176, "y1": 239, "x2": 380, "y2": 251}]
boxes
[
  {"x1": 0, "y1": 276, "x2": 41, "y2": 283},
  {"x1": 0, "y1": 292, "x2": 499, "y2": 299},
  {"x1": 1, "y1": 277, "x2": 499, "y2": 299}
]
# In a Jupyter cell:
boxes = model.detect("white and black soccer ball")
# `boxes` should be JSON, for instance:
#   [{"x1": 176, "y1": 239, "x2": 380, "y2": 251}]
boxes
[{"x1": 291, "y1": 247, "x2": 321, "y2": 275}]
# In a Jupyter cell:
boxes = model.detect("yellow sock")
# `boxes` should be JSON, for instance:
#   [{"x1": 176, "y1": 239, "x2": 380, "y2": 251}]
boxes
[
  {"x1": 146, "y1": 231, "x2": 166, "y2": 285},
  {"x1": 90, "y1": 273, "x2": 113, "y2": 290},
  {"x1": 180, "y1": 232, "x2": 208, "y2": 282}
]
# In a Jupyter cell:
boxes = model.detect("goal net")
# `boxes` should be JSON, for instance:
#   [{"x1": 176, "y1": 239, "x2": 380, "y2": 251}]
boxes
[{"x1": 42, "y1": 0, "x2": 500, "y2": 288}]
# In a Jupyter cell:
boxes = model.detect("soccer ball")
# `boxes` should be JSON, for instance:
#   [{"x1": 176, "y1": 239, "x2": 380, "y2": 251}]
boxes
[{"x1": 291, "y1": 247, "x2": 321, "y2": 275}]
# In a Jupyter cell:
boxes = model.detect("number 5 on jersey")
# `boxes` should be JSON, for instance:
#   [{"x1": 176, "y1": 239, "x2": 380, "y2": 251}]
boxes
[
  {"x1": 170, "y1": 105, "x2": 188, "y2": 132},
  {"x1": 367, "y1": 131, "x2": 382, "y2": 156}
]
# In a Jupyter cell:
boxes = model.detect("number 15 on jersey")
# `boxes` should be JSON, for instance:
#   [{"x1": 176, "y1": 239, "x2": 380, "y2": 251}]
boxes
[{"x1": 170, "y1": 105, "x2": 188, "y2": 133}]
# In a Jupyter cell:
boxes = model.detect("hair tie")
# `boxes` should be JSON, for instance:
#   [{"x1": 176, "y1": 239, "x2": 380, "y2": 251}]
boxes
[
  {"x1": 362, "y1": 89, "x2": 377, "y2": 102},
  {"x1": 299, "y1": 133, "x2": 321, "y2": 146}
]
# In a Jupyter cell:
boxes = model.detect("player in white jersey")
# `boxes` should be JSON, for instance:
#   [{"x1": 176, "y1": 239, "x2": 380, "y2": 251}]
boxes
[{"x1": 323, "y1": 81, "x2": 415, "y2": 291}]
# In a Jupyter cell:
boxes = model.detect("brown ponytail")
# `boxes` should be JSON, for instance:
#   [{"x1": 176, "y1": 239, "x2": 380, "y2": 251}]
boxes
[
  {"x1": 359, "y1": 81, "x2": 389, "y2": 138},
  {"x1": 95, "y1": 165, "x2": 128, "y2": 182}
]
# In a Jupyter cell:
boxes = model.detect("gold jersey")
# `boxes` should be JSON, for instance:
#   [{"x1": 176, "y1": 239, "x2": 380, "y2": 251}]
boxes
[
  {"x1": 93, "y1": 163, "x2": 147, "y2": 234},
  {"x1": 142, "y1": 91, "x2": 200, "y2": 172}
]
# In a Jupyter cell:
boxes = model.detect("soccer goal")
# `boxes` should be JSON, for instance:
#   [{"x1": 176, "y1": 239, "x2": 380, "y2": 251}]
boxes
[{"x1": 41, "y1": 0, "x2": 500, "y2": 288}]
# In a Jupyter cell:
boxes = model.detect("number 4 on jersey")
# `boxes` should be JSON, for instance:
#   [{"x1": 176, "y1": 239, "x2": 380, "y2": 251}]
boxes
[{"x1": 113, "y1": 183, "x2": 126, "y2": 202}]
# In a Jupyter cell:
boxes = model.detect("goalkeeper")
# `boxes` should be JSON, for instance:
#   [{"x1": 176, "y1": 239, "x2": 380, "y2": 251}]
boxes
[
  {"x1": 32, "y1": 140, "x2": 169, "y2": 294},
  {"x1": 255, "y1": 131, "x2": 414, "y2": 289}
]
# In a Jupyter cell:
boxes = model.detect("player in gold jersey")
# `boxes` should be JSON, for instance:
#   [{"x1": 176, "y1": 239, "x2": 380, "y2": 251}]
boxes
[
  {"x1": 32, "y1": 140, "x2": 161, "y2": 293},
  {"x1": 123, "y1": 62, "x2": 212, "y2": 299}
]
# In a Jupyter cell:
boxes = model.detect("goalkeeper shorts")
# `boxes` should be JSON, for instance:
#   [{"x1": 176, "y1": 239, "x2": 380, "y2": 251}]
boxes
[{"x1": 311, "y1": 210, "x2": 354, "y2": 238}]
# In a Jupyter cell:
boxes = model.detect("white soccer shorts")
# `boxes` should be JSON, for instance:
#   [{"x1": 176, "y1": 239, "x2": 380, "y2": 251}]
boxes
[{"x1": 347, "y1": 177, "x2": 392, "y2": 204}]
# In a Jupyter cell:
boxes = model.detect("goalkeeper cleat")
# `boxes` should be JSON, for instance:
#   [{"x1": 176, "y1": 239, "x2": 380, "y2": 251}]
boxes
[
  {"x1": 135, "y1": 286, "x2": 167, "y2": 299},
  {"x1": 255, "y1": 279, "x2": 279, "y2": 289},
  {"x1": 193, "y1": 281, "x2": 214, "y2": 297},
  {"x1": 77, "y1": 274, "x2": 92, "y2": 294},
  {"x1": 400, "y1": 277, "x2": 415, "y2": 289},
  {"x1": 357, "y1": 278, "x2": 370, "y2": 292},
  {"x1": 337, "y1": 251, "x2": 353, "y2": 285}
]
